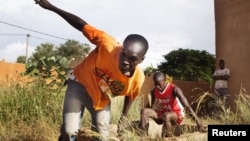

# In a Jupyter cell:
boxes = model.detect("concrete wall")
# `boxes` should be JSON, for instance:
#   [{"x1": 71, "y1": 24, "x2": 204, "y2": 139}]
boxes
[{"x1": 214, "y1": 0, "x2": 250, "y2": 109}]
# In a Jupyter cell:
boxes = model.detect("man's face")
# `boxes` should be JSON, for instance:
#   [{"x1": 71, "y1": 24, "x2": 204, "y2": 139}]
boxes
[
  {"x1": 119, "y1": 42, "x2": 145, "y2": 77},
  {"x1": 154, "y1": 76, "x2": 167, "y2": 91},
  {"x1": 219, "y1": 61, "x2": 225, "y2": 69}
]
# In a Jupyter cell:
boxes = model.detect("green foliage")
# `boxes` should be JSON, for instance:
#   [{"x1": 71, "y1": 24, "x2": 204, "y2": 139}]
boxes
[
  {"x1": 55, "y1": 40, "x2": 91, "y2": 60},
  {"x1": 16, "y1": 39, "x2": 91, "y2": 68},
  {"x1": 157, "y1": 48, "x2": 215, "y2": 84},
  {"x1": 16, "y1": 56, "x2": 26, "y2": 64},
  {"x1": 21, "y1": 39, "x2": 92, "y2": 87},
  {"x1": 0, "y1": 81, "x2": 64, "y2": 140},
  {"x1": 25, "y1": 56, "x2": 69, "y2": 86},
  {"x1": 143, "y1": 65, "x2": 157, "y2": 76},
  {"x1": 30, "y1": 43, "x2": 56, "y2": 62}
]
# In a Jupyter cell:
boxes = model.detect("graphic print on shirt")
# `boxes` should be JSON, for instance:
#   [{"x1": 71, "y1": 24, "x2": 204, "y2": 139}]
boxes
[{"x1": 95, "y1": 67, "x2": 124, "y2": 99}]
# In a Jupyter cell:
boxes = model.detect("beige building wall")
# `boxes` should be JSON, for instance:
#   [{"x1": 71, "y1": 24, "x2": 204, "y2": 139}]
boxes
[
  {"x1": 214, "y1": 0, "x2": 250, "y2": 109},
  {"x1": 0, "y1": 61, "x2": 26, "y2": 83}
]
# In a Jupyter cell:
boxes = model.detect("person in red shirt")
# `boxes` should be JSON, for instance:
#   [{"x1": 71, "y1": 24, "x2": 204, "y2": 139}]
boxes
[
  {"x1": 139, "y1": 71, "x2": 204, "y2": 137},
  {"x1": 34, "y1": 0, "x2": 148, "y2": 141}
]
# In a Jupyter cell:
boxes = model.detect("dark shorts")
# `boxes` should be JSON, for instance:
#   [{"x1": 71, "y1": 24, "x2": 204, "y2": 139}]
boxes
[{"x1": 215, "y1": 88, "x2": 229, "y2": 97}]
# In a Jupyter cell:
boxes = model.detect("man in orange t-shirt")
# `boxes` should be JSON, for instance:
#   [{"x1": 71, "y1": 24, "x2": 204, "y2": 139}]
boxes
[{"x1": 35, "y1": 0, "x2": 148, "y2": 141}]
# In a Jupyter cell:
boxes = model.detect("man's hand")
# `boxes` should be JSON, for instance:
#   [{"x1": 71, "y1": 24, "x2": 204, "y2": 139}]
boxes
[
  {"x1": 34, "y1": 0, "x2": 53, "y2": 10},
  {"x1": 117, "y1": 115, "x2": 125, "y2": 137},
  {"x1": 117, "y1": 115, "x2": 132, "y2": 137},
  {"x1": 197, "y1": 121, "x2": 206, "y2": 133}
]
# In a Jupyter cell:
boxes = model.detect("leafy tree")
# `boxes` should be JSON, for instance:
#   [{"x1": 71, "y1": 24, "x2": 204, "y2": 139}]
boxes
[
  {"x1": 32, "y1": 43, "x2": 56, "y2": 59},
  {"x1": 143, "y1": 65, "x2": 157, "y2": 76},
  {"x1": 23, "y1": 39, "x2": 91, "y2": 87},
  {"x1": 55, "y1": 40, "x2": 91, "y2": 60},
  {"x1": 25, "y1": 56, "x2": 68, "y2": 87},
  {"x1": 16, "y1": 56, "x2": 26, "y2": 64},
  {"x1": 157, "y1": 48, "x2": 215, "y2": 84}
]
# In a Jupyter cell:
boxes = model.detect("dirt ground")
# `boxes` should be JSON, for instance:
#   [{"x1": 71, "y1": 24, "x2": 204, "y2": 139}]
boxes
[
  {"x1": 77, "y1": 119, "x2": 208, "y2": 141},
  {"x1": 146, "y1": 119, "x2": 207, "y2": 141}
]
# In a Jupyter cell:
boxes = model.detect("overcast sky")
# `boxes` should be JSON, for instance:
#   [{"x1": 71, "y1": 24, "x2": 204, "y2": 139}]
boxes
[{"x1": 0, "y1": 0, "x2": 215, "y2": 69}]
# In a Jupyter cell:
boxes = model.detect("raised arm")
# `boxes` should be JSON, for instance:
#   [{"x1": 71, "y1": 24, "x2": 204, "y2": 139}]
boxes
[{"x1": 34, "y1": 0, "x2": 87, "y2": 31}]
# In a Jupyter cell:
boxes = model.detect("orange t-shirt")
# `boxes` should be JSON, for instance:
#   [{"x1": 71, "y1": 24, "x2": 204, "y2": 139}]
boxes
[{"x1": 73, "y1": 24, "x2": 145, "y2": 110}]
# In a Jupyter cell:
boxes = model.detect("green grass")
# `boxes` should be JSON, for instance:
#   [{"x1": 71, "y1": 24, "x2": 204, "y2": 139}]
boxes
[
  {"x1": 1, "y1": 79, "x2": 250, "y2": 141},
  {"x1": 0, "y1": 80, "x2": 64, "y2": 141}
]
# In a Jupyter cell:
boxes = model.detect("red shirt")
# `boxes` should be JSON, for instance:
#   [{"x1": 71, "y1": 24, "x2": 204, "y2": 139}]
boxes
[{"x1": 153, "y1": 83, "x2": 185, "y2": 124}]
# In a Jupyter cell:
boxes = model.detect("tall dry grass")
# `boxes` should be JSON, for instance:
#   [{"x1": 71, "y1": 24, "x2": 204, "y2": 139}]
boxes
[
  {"x1": 1, "y1": 79, "x2": 250, "y2": 141},
  {"x1": 191, "y1": 87, "x2": 250, "y2": 125},
  {"x1": 0, "y1": 78, "x2": 143, "y2": 141},
  {"x1": 0, "y1": 80, "x2": 64, "y2": 141}
]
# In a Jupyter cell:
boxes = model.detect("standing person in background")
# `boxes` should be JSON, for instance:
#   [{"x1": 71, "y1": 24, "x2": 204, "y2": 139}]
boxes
[
  {"x1": 34, "y1": 0, "x2": 149, "y2": 141},
  {"x1": 139, "y1": 71, "x2": 204, "y2": 137},
  {"x1": 213, "y1": 59, "x2": 230, "y2": 109}
]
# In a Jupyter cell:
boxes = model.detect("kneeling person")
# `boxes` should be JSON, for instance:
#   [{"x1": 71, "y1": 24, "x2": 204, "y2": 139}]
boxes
[{"x1": 139, "y1": 71, "x2": 204, "y2": 137}]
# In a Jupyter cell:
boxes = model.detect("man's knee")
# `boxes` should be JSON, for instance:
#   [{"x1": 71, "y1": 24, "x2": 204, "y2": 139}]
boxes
[
  {"x1": 96, "y1": 121, "x2": 109, "y2": 140},
  {"x1": 95, "y1": 106, "x2": 110, "y2": 140},
  {"x1": 96, "y1": 117, "x2": 109, "y2": 133},
  {"x1": 140, "y1": 108, "x2": 150, "y2": 117},
  {"x1": 140, "y1": 108, "x2": 145, "y2": 115},
  {"x1": 162, "y1": 113, "x2": 171, "y2": 121},
  {"x1": 63, "y1": 113, "x2": 82, "y2": 138}
]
